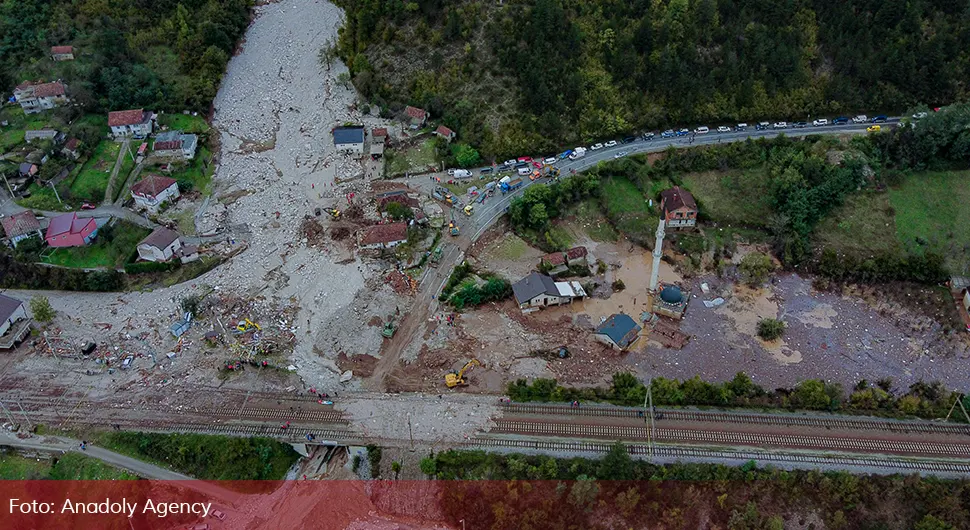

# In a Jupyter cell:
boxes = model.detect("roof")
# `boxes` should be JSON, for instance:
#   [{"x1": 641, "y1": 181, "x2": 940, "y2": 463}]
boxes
[
  {"x1": 108, "y1": 109, "x2": 148, "y2": 127},
  {"x1": 64, "y1": 137, "x2": 80, "y2": 150},
  {"x1": 155, "y1": 130, "x2": 181, "y2": 143},
  {"x1": 360, "y1": 223, "x2": 408, "y2": 246},
  {"x1": 139, "y1": 227, "x2": 180, "y2": 250},
  {"x1": 542, "y1": 252, "x2": 566, "y2": 266},
  {"x1": 51, "y1": 46, "x2": 73, "y2": 54},
  {"x1": 660, "y1": 285, "x2": 684, "y2": 304},
  {"x1": 512, "y1": 272, "x2": 560, "y2": 305},
  {"x1": 33, "y1": 81, "x2": 66, "y2": 98},
  {"x1": 566, "y1": 246, "x2": 588, "y2": 260},
  {"x1": 405, "y1": 106, "x2": 427, "y2": 120},
  {"x1": 19, "y1": 163, "x2": 37, "y2": 175},
  {"x1": 377, "y1": 192, "x2": 418, "y2": 210},
  {"x1": 554, "y1": 281, "x2": 587, "y2": 298},
  {"x1": 660, "y1": 186, "x2": 697, "y2": 213},
  {"x1": 180, "y1": 134, "x2": 198, "y2": 153},
  {"x1": 0, "y1": 294, "x2": 24, "y2": 322},
  {"x1": 595, "y1": 314, "x2": 642, "y2": 349},
  {"x1": 2, "y1": 211, "x2": 41, "y2": 238},
  {"x1": 333, "y1": 126, "x2": 364, "y2": 145},
  {"x1": 435, "y1": 125, "x2": 454, "y2": 137},
  {"x1": 131, "y1": 175, "x2": 177, "y2": 198},
  {"x1": 372, "y1": 127, "x2": 388, "y2": 138},
  {"x1": 46, "y1": 212, "x2": 93, "y2": 238},
  {"x1": 153, "y1": 140, "x2": 182, "y2": 151}
]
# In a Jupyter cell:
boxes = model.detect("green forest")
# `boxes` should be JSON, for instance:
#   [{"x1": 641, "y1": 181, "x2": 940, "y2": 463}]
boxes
[
  {"x1": 336, "y1": 0, "x2": 970, "y2": 156},
  {"x1": 0, "y1": 0, "x2": 252, "y2": 112}
]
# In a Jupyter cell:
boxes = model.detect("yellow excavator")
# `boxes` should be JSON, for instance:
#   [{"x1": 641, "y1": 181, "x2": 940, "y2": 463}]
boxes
[
  {"x1": 324, "y1": 208, "x2": 341, "y2": 219},
  {"x1": 445, "y1": 359, "x2": 483, "y2": 388}
]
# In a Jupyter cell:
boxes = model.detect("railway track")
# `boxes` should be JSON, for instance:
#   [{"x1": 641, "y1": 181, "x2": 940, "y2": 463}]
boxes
[
  {"x1": 200, "y1": 406, "x2": 345, "y2": 423},
  {"x1": 472, "y1": 438, "x2": 970, "y2": 474},
  {"x1": 492, "y1": 420, "x2": 970, "y2": 458},
  {"x1": 501, "y1": 403, "x2": 970, "y2": 435}
]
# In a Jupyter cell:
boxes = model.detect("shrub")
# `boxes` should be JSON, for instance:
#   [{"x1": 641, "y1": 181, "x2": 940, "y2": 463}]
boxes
[
  {"x1": 611, "y1": 279, "x2": 625, "y2": 291},
  {"x1": 30, "y1": 296, "x2": 55, "y2": 323},
  {"x1": 739, "y1": 252, "x2": 774, "y2": 286},
  {"x1": 756, "y1": 318, "x2": 785, "y2": 341}
]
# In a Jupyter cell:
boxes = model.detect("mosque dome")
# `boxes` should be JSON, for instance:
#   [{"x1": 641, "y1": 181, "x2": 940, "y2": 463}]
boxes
[{"x1": 660, "y1": 285, "x2": 683, "y2": 304}]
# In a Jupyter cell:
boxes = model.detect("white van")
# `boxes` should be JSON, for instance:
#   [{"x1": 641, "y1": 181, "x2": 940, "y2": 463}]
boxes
[
  {"x1": 517, "y1": 167, "x2": 531, "y2": 176},
  {"x1": 453, "y1": 169, "x2": 472, "y2": 179},
  {"x1": 694, "y1": 126, "x2": 710, "y2": 134}
]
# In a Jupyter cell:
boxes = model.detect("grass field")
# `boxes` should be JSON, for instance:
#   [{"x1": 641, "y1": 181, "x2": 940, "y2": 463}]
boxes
[
  {"x1": 889, "y1": 170, "x2": 970, "y2": 270},
  {"x1": 0, "y1": 453, "x2": 135, "y2": 480},
  {"x1": 70, "y1": 140, "x2": 120, "y2": 202},
  {"x1": 489, "y1": 234, "x2": 532, "y2": 260},
  {"x1": 157, "y1": 113, "x2": 210, "y2": 133},
  {"x1": 164, "y1": 145, "x2": 214, "y2": 195},
  {"x1": 815, "y1": 192, "x2": 899, "y2": 258},
  {"x1": 45, "y1": 222, "x2": 149, "y2": 269},
  {"x1": 17, "y1": 182, "x2": 72, "y2": 211},
  {"x1": 598, "y1": 177, "x2": 656, "y2": 241},
  {"x1": 386, "y1": 139, "x2": 438, "y2": 176},
  {"x1": 564, "y1": 199, "x2": 619, "y2": 243},
  {"x1": 0, "y1": 107, "x2": 53, "y2": 152},
  {"x1": 680, "y1": 168, "x2": 774, "y2": 227}
]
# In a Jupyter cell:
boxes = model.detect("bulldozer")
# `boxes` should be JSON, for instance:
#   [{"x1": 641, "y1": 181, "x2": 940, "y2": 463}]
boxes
[
  {"x1": 449, "y1": 213, "x2": 459, "y2": 237},
  {"x1": 233, "y1": 318, "x2": 261, "y2": 334},
  {"x1": 445, "y1": 359, "x2": 483, "y2": 388},
  {"x1": 381, "y1": 318, "x2": 397, "y2": 339},
  {"x1": 324, "y1": 208, "x2": 341, "y2": 219}
]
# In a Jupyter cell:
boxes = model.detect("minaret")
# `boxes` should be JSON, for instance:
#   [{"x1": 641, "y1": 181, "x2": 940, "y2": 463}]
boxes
[{"x1": 649, "y1": 218, "x2": 665, "y2": 292}]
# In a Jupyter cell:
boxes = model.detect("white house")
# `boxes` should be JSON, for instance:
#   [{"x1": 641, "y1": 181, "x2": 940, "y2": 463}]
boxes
[
  {"x1": 0, "y1": 294, "x2": 30, "y2": 349},
  {"x1": 153, "y1": 131, "x2": 198, "y2": 159},
  {"x1": 358, "y1": 223, "x2": 408, "y2": 250},
  {"x1": 130, "y1": 174, "x2": 180, "y2": 211},
  {"x1": 137, "y1": 227, "x2": 183, "y2": 262},
  {"x1": 13, "y1": 81, "x2": 69, "y2": 114},
  {"x1": 51, "y1": 46, "x2": 75, "y2": 61},
  {"x1": 333, "y1": 126, "x2": 365, "y2": 154},
  {"x1": 512, "y1": 272, "x2": 586, "y2": 313},
  {"x1": 108, "y1": 109, "x2": 154, "y2": 139}
]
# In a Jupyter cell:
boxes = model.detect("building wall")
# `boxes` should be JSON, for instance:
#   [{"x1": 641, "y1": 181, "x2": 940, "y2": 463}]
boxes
[
  {"x1": 137, "y1": 239, "x2": 181, "y2": 262},
  {"x1": 0, "y1": 303, "x2": 27, "y2": 336},
  {"x1": 592, "y1": 333, "x2": 620, "y2": 350},
  {"x1": 133, "y1": 185, "x2": 180, "y2": 211},
  {"x1": 111, "y1": 122, "x2": 152, "y2": 138},
  {"x1": 665, "y1": 206, "x2": 697, "y2": 228},
  {"x1": 337, "y1": 142, "x2": 364, "y2": 154},
  {"x1": 520, "y1": 294, "x2": 568, "y2": 310}
]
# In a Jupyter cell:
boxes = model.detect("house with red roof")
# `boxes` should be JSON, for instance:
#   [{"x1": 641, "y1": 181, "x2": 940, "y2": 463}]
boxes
[
  {"x1": 659, "y1": 186, "x2": 697, "y2": 229},
  {"x1": 45, "y1": 213, "x2": 97, "y2": 248},
  {"x1": 62, "y1": 137, "x2": 81, "y2": 160},
  {"x1": 359, "y1": 223, "x2": 408, "y2": 250},
  {"x1": 404, "y1": 106, "x2": 428, "y2": 127},
  {"x1": 1, "y1": 211, "x2": 42, "y2": 248},
  {"x1": 130, "y1": 174, "x2": 180, "y2": 211},
  {"x1": 13, "y1": 81, "x2": 69, "y2": 114},
  {"x1": 435, "y1": 125, "x2": 456, "y2": 143},
  {"x1": 51, "y1": 46, "x2": 74, "y2": 61},
  {"x1": 108, "y1": 109, "x2": 154, "y2": 139}
]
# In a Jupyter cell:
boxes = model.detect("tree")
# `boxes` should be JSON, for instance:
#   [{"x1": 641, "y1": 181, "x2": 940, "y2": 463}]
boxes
[
  {"x1": 384, "y1": 201, "x2": 413, "y2": 221},
  {"x1": 452, "y1": 143, "x2": 480, "y2": 168},
  {"x1": 597, "y1": 441, "x2": 634, "y2": 480},
  {"x1": 914, "y1": 515, "x2": 956, "y2": 530},
  {"x1": 391, "y1": 461, "x2": 401, "y2": 479},
  {"x1": 739, "y1": 252, "x2": 774, "y2": 287},
  {"x1": 30, "y1": 296, "x2": 55, "y2": 323},
  {"x1": 756, "y1": 319, "x2": 785, "y2": 341},
  {"x1": 419, "y1": 456, "x2": 437, "y2": 477}
]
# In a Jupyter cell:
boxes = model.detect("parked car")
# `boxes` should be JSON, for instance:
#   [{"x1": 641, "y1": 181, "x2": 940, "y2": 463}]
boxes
[
  {"x1": 852, "y1": 115, "x2": 868, "y2": 124},
  {"x1": 871, "y1": 115, "x2": 888, "y2": 123},
  {"x1": 446, "y1": 169, "x2": 456, "y2": 176},
  {"x1": 517, "y1": 167, "x2": 531, "y2": 176},
  {"x1": 773, "y1": 122, "x2": 788, "y2": 129},
  {"x1": 503, "y1": 159, "x2": 516, "y2": 166},
  {"x1": 514, "y1": 162, "x2": 528, "y2": 169},
  {"x1": 812, "y1": 118, "x2": 829, "y2": 126},
  {"x1": 479, "y1": 167, "x2": 493, "y2": 174},
  {"x1": 694, "y1": 126, "x2": 710, "y2": 134},
  {"x1": 756, "y1": 122, "x2": 769, "y2": 130},
  {"x1": 605, "y1": 140, "x2": 618, "y2": 147},
  {"x1": 532, "y1": 161, "x2": 542, "y2": 169},
  {"x1": 642, "y1": 132, "x2": 655, "y2": 140},
  {"x1": 559, "y1": 150, "x2": 573, "y2": 159},
  {"x1": 736, "y1": 123, "x2": 748, "y2": 131},
  {"x1": 793, "y1": 122, "x2": 808, "y2": 128},
  {"x1": 590, "y1": 143, "x2": 604, "y2": 151},
  {"x1": 833, "y1": 117, "x2": 849, "y2": 125},
  {"x1": 211, "y1": 511, "x2": 227, "y2": 521},
  {"x1": 80, "y1": 203, "x2": 96, "y2": 210},
  {"x1": 613, "y1": 151, "x2": 628, "y2": 159},
  {"x1": 622, "y1": 136, "x2": 636, "y2": 143},
  {"x1": 676, "y1": 129, "x2": 690, "y2": 136},
  {"x1": 717, "y1": 126, "x2": 731, "y2": 133},
  {"x1": 661, "y1": 130, "x2": 675, "y2": 138},
  {"x1": 543, "y1": 157, "x2": 557, "y2": 165},
  {"x1": 867, "y1": 125, "x2": 881, "y2": 132},
  {"x1": 912, "y1": 111, "x2": 928, "y2": 120},
  {"x1": 517, "y1": 156, "x2": 532, "y2": 163}
]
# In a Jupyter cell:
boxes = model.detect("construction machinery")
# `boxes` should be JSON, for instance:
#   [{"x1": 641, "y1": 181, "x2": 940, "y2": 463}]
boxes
[
  {"x1": 429, "y1": 246, "x2": 443, "y2": 266},
  {"x1": 324, "y1": 208, "x2": 341, "y2": 219},
  {"x1": 381, "y1": 318, "x2": 397, "y2": 339},
  {"x1": 234, "y1": 318, "x2": 261, "y2": 334},
  {"x1": 449, "y1": 213, "x2": 459, "y2": 236},
  {"x1": 463, "y1": 204, "x2": 474, "y2": 216},
  {"x1": 445, "y1": 359, "x2": 483, "y2": 388}
]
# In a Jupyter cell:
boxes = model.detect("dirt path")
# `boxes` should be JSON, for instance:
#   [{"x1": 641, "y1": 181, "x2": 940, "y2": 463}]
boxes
[{"x1": 102, "y1": 138, "x2": 130, "y2": 203}]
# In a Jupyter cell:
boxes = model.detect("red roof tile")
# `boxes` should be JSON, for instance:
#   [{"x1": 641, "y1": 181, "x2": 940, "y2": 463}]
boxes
[
  {"x1": 131, "y1": 175, "x2": 177, "y2": 198},
  {"x1": 153, "y1": 140, "x2": 182, "y2": 151},
  {"x1": 542, "y1": 252, "x2": 566, "y2": 266},
  {"x1": 372, "y1": 128, "x2": 388, "y2": 138},
  {"x1": 19, "y1": 81, "x2": 66, "y2": 98},
  {"x1": 51, "y1": 46, "x2": 73, "y2": 54},
  {"x1": 2, "y1": 211, "x2": 40, "y2": 238},
  {"x1": 360, "y1": 223, "x2": 408, "y2": 246},
  {"x1": 64, "y1": 137, "x2": 80, "y2": 150},
  {"x1": 660, "y1": 186, "x2": 697, "y2": 213},
  {"x1": 109, "y1": 109, "x2": 147, "y2": 127},
  {"x1": 435, "y1": 125, "x2": 454, "y2": 137},
  {"x1": 565, "y1": 246, "x2": 588, "y2": 260},
  {"x1": 405, "y1": 106, "x2": 427, "y2": 120}
]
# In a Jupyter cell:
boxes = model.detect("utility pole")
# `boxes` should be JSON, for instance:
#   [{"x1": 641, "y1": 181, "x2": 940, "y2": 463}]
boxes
[
  {"x1": 0, "y1": 400, "x2": 17, "y2": 426},
  {"x1": 407, "y1": 412, "x2": 415, "y2": 451},
  {"x1": 49, "y1": 181, "x2": 62, "y2": 204},
  {"x1": 1, "y1": 171, "x2": 14, "y2": 198}
]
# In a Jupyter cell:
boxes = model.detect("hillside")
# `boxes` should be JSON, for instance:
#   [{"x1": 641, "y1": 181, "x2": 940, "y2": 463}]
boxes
[
  {"x1": 336, "y1": 0, "x2": 970, "y2": 157},
  {"x1": 0, "y1": 0, "x2": 252, "y2": 112}
]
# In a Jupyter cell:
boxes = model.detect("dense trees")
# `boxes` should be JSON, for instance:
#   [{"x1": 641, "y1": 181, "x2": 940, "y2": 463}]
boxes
[
  {"x1": 336, "y1": 0, "x2": 970, "y2": 157},
  {"x1": 1, "y1": 0, "x2": 252, "y2": 112}
]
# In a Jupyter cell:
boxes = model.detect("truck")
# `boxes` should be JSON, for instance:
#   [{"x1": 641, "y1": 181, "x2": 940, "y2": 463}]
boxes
[
  {"x1": 568, "y1": 147, "x2": 587, "y2": 160},
  {"x1": 501, "y1": 178, "x2": 523, "y2": 194}
]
